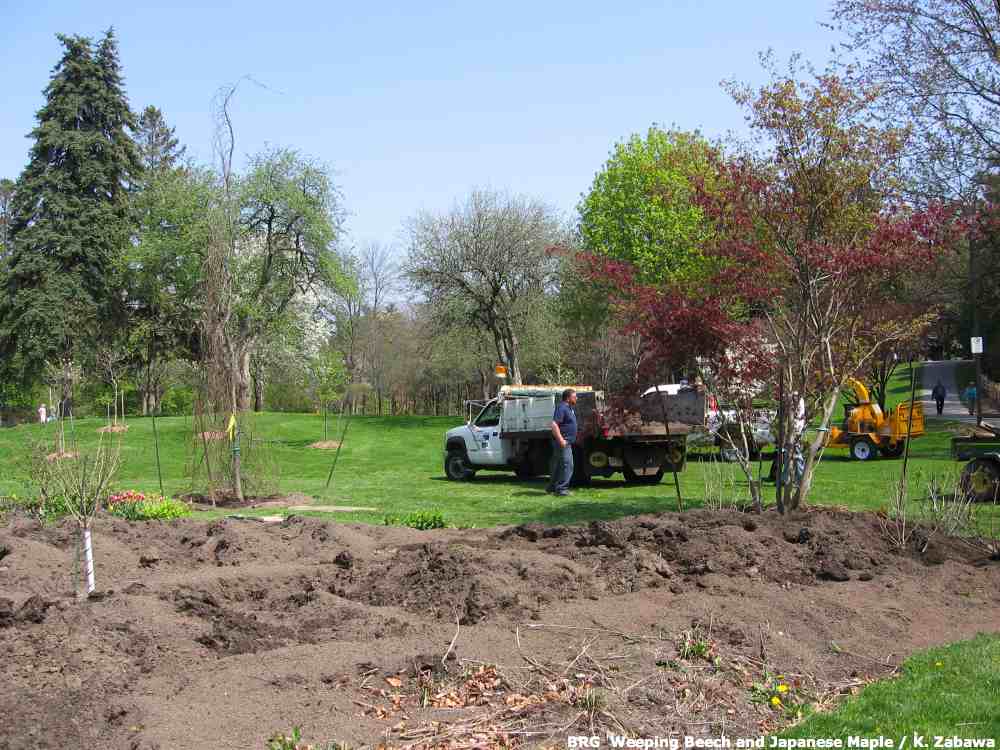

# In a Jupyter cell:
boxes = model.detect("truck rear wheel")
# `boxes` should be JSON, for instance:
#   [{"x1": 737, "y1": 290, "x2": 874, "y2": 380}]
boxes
[
  {"x1": 623, "y1": 466, "x2": 664, "y2": 485},
  {"x1": 445, "y1": 450, "x2": 475, "y2": 481}
]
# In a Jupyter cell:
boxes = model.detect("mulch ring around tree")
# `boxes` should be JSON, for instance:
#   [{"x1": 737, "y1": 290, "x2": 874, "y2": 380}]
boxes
[
  {"x1": 97, "y1": 424, "x2": 129, "y2": 434},
  {"x1": 179, "y1": 492, "x2": 325, "y2": 510},
  {"x1": 308, "y1": 440, "x2": 341, "y2": 450},
  {"x1": 45, "y1": 451, "x2": 79, "y2": 461}
]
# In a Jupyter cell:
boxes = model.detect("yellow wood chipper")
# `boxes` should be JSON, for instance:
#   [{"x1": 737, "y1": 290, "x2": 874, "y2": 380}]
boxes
[{"x1": 825, "y1": 378, "x2": 924, "y2": 461}]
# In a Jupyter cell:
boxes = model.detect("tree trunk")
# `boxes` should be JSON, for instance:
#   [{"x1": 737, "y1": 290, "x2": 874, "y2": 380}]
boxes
[
  {"x1": 235, "y1": 348, "x2": 253, "y2": 412},
  {"x1": 791, "y1": 387, "x2": 841, "y2": 511},
  {"x1": 501, "y1": 326, "x2": 522, "y2": 384},
  {"x1": 253, "y1": 372, "x2": 265, "y2": 413}
]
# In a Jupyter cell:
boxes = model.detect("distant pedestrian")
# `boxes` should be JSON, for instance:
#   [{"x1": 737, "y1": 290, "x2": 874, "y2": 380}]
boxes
[
  {"x1": 964, "y1": 382, "x2": 978, "y2": 416},
  {"x1": 545, "y1": 388, "x2": 578, "y2": 497},
  {"x1": 37, "y1": 403, "x2": 47, "y2": 424},
  {"x1": 931, "y1": 380, "x2": 947, "y2": 415}
]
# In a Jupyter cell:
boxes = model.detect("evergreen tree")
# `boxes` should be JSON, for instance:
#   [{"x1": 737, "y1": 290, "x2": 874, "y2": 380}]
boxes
[
  {"x1": 127, "y1": 106, "x2": 190, "y2": 413},
  {"x1": 136, "y1": 105, "x2": 186, "y2": 175},
  {"x1": 0, "y1": 30, "x2": 141, "y2": 384},
  {"x1": 0, "y1": 179, "x2": 13, "y2": 256}
]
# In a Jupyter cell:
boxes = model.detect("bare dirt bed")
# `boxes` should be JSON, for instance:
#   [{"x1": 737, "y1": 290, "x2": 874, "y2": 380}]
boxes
[{"x1": 1, "y1": 508, "x2": 998, "y2": 749}]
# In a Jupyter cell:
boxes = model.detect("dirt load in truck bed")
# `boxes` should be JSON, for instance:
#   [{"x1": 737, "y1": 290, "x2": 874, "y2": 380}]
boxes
[{"x1": 1, "y1": 508, "x2": 998, "y2": 748}]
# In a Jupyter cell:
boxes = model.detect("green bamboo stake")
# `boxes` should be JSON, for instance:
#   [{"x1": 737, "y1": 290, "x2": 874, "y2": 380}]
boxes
[{"x1": 324, "y1": 405, "x2": 353, "y2": 491}]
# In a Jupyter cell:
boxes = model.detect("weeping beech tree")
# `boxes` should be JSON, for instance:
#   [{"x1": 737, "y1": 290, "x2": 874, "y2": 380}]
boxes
[{"x1": 196, "y1": 87, "x2": 347, "y2": 500}]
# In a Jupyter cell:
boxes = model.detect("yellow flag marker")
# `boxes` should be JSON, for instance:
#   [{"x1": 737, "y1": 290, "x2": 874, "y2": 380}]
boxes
[{"x1": 226, "y1": 413, "x2": 237, "y2": 441}]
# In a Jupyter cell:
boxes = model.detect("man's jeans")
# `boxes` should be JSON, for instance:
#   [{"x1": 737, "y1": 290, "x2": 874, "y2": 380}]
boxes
[{"x1": 547, "y1": 441, "x2": 574, "y2": 493}]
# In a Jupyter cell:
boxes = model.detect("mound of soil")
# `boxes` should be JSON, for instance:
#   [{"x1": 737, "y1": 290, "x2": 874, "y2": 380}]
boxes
[{"x1": 1, "y1": 507, "x2": 998, "y2": 748}]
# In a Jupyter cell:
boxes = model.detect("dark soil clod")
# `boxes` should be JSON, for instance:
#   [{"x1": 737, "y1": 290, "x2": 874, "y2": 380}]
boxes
[
  {"x1": 0, "y1": 597, "x2": 14, "y2": 627},
  {"x1": 818, "y1": 559, "x2": 851, "y2": 582},
  {"x1": 16, "y1": 595, "x2": 51, "y2": 624}
]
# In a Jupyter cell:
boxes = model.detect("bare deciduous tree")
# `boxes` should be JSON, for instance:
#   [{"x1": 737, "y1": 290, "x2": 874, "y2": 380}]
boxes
[
  {"x1": 34, "y1": 437, "x2": 121, "y2": 598},
  {"x1": 406, "y1": 189, "x2": 564, "y2": 385},
  {"x1": 832, "y1": 0, "x2": 1000, "y2": 200}
]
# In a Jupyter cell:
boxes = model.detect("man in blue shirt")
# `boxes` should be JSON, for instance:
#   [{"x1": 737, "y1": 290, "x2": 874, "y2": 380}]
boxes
[{"x1": 546, "y1": 388, "x2": 578, "y2": 496}]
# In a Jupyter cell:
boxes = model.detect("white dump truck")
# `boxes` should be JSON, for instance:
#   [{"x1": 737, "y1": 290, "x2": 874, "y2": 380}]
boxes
[{"x1": 443, "y1": 384, "x2": 707, "y2": 485}]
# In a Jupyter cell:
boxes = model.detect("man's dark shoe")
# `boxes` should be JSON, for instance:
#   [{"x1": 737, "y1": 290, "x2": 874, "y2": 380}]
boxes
[
  {"x1": 544, "y1": 486, "x2": 555, "y2": 494},
  {"x1": 556, "y1": 490, "x2": 571, "y2": 497}
]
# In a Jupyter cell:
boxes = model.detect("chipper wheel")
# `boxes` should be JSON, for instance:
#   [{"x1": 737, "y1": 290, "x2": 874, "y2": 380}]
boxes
[
  {"x1": 850, "y1": 437, "x2": 878, "y2": 461},
  {"x1": 960, "y1": 458, "x2": 1000, "y2": 503},
  {"x1": 879, "y1": 440, "x2": 906, "y2": 458}
]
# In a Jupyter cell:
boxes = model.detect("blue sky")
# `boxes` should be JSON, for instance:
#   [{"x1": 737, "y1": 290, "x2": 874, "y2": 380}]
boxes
[{"x1": 1, "y1": 1, "x2": 839, "y2": 254}]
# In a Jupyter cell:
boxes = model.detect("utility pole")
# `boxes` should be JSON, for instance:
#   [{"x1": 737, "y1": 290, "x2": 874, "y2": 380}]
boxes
[
  {"x1": 775, "y1": 367, "x2": 785, "y2": 513},
  {"x1": 971, "y1": 235, "x2": 984, "y2": 427},
  {"x1": 973, "y1": 336, "x2": 984, "y2": 427}
]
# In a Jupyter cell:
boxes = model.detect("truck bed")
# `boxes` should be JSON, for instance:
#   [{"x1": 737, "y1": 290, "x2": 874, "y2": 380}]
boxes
[
  {"x1": 952, "y1": 425, "x2": 1000, "y2": 460},
  {"x1": 498, "y1": 388, "x2": 600, "y2": 437}
]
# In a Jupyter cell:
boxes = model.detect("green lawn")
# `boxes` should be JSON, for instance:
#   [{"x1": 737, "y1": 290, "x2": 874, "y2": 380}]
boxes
[
  {"x1": 780, "y1": 633, "x2": 1000, "y2": 740},
  {"x1": 0, "y1": 405, "x2": 986, "y2": 528}
]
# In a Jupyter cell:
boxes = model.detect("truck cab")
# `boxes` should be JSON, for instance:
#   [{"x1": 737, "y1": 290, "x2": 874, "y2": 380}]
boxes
[{"x1": 445, "y1": 399, "x2": 507, "y2": 472}]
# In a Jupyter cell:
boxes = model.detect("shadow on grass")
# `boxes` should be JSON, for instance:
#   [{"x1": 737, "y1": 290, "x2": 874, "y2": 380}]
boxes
[
  {"x1": 522, "y1": 497, "x2": 707, "y2": 526},
  {"x1": 426, "y1": 472, "x2": 712, "y2": 525},
  {"x1": 429, "y1": 474, "x2": 680, "y2": 490}
]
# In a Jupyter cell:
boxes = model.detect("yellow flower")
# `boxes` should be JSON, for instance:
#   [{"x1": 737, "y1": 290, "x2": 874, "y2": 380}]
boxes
[
  {"x1": 771, "y1": 696, "x2": 782, "y2": 707},
  {"x1": 935, "y1": 661, "x2": 943, "y2": 667},
  {"x1": 777, "y1": 684, "x2": 789, "y2": 693}
]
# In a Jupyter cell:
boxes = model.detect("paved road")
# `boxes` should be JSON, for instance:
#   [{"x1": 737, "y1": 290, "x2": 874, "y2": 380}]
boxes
[{"x1": 920, "y1": 359, "x2": 981, "y2": 424}]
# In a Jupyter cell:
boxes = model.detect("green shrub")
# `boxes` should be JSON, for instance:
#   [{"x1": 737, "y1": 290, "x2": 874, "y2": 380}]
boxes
[
  {"x1": 159, "y1": 386, "x2": 194, "y2": 416},
  {"x1": 266, "y1": 727, "x2": 348, "y2": 750},
  {"x1": 1, "y1": 490, "x2": 69, "y2": 524},
  {"x1": 107, "y1": 491, "x2": 191, "y2": 521},
  {"x1": 382, "y1": 510, "x2": 446, "y2": 530}
]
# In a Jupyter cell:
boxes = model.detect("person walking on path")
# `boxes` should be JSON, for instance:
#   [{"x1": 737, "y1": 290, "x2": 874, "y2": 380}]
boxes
[
  {"x1": 37, "y1": 403, "x2": 47, "y2": 424},
  {"x1": 932, "y1": 380, "x2": 947, "y2": 416},
  {"x1": 545, "y1": 388, "x2": 578, "y2": 497},
  {"x1": 964, "y1": 382, "x2": 978, "y2": 416}
]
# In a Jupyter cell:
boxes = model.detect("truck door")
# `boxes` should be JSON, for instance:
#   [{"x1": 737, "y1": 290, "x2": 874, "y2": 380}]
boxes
[{"x1": 471, "y1": 400, "x2": 505, "y2": 465}]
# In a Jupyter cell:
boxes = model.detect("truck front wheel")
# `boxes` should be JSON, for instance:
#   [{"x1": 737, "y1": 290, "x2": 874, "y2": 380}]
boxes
[{"x1": 445, "y1": 450, "x2": 475, "y2": 481}]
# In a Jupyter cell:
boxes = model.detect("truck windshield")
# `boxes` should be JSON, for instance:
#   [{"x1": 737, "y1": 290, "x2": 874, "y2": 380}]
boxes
[{"x1": 475, "y1": 401, "x2": 501, "y2": 427}]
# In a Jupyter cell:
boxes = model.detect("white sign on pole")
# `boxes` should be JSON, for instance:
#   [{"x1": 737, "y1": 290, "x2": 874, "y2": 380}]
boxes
[{"x1": 971, "y1": 336, "x2": 984, "y2": 355}]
